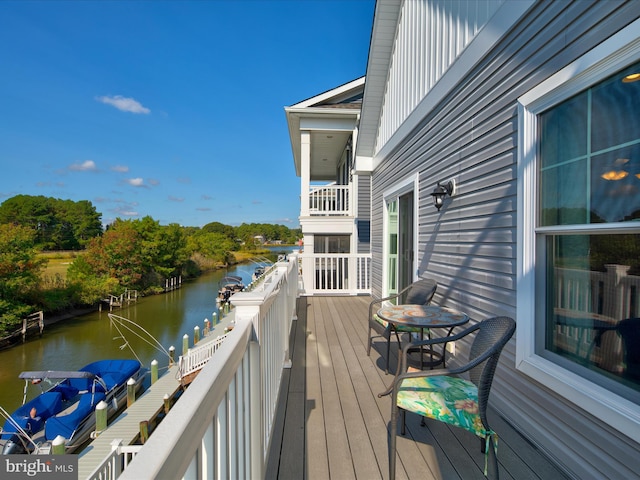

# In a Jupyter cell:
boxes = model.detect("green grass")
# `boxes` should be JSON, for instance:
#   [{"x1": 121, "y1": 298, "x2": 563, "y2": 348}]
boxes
[{"x1": 38, "y1": 251, "x2": 78, "y2": 282}]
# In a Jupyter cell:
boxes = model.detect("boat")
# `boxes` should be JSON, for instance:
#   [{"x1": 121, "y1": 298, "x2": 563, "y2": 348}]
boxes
[
  {"x1": 216, "y1": 275, "x2": 245, "y2": 304},
  {"x1": 0, "y1": 359, "x2": 144, "y2": 454},
  {"x1": 252, "y1": 266, "x2": 266, "y2": 281}
]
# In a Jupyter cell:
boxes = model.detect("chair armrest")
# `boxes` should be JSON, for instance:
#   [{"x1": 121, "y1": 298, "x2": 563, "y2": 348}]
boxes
[
  {"x1": 368, "y1": 284, "x2": 414, "y2": 318},
  {"x1": 397, "y1": 322, "x2": 481, "y2": 374}
]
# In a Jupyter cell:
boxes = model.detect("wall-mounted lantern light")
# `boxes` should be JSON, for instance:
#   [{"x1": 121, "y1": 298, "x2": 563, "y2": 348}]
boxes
[{"x1": 431, "y1": 180, "x2": 455, "y2": 211}]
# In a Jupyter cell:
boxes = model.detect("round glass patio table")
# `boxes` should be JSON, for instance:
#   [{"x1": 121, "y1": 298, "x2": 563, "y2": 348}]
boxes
[{"x1": 377, "y1": 304, "x2": 469, "y2": 370}]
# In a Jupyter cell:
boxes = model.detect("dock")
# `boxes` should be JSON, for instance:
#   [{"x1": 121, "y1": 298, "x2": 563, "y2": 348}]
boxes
[
  {"x1": 78, "y1": 310, "x2": 236, "y2": 479},
  {"x1": 77, "y1": 364, "x2": 181, "y2": 479}
]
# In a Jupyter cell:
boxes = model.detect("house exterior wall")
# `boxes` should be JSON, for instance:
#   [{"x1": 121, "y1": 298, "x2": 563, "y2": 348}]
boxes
[
  {"x1": 367, "y1": 1, "x2": 640, "y2": 478},
  {"x1": 356, "y1": 174, "x2": 371, "y2": 254},
  {"x1": 376, "y1": 0, "x2": 504, "y2": 152}
]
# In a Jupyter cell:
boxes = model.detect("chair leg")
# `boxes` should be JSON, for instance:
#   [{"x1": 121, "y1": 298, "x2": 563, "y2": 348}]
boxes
[
  {"x1": 385, "y1": 337, "x2": 391, "y2": 374},
  {"x1": 389, "y1": 406, "x2": 399, "y2": 480},
  {"x1": 367, "y1": 326, "x2": 372, "y2": 356}
]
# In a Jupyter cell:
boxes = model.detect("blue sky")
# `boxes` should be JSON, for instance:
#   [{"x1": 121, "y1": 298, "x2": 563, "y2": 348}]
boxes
[{"x1": 0, "y1": 0, "x2": 374, "y2": 229}]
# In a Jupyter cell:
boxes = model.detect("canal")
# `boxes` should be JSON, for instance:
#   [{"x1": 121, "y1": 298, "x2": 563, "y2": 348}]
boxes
[{"x1": 0, "y1": 252, "x2": 290, "y2": 415}]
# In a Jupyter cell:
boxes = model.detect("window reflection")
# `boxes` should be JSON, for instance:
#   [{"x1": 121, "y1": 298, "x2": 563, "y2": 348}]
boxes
[
  {"x1": 540, "y1": 60, "x2": 640, "y2": 226},
  {"x1": 545, "y1": 234, "x2": 640, "y2": 395}
]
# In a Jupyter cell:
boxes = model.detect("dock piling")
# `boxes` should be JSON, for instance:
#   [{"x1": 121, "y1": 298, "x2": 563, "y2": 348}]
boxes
[
  {"x1": 94, "y1": 400, "x2": 108, "y2": 437},
  {"x1": 151, "y1": 359, "x2": 158, "y2": 384},
  {"x1": 52, "y1": 435, "x2": 66, "y2": 454},
  {"x1": 127, "y1": 378, "x2": 136, "y2": 407},
  {"x1": 139, "y1": 420, "x2": 149, "y2": 444}
]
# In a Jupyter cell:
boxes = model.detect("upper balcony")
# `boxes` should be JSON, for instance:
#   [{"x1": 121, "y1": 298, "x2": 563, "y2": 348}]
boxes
[{"x1": 307, "y1": 183, "x2": 351, "y2": 216}]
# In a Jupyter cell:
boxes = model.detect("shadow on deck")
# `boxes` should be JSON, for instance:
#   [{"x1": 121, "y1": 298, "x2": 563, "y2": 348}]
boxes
[{"x1": 265, "y1": 296, "x2": 569, "y2": 480}]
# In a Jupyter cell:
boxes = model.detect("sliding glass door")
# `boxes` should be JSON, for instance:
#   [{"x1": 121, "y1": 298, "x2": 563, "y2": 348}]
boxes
[{"x1": 385, "y1": 188, "x2": 415, "y2": 297}]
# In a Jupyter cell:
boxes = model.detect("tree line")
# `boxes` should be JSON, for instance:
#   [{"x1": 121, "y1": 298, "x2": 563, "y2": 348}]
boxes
[{"x1": 0, "y1": 194, "x2": 301, "y2": 338}]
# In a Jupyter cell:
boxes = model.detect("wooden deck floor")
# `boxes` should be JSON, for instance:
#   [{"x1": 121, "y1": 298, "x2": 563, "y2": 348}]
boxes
[{"x1": 266, "y1": 295, "x2": 570, "y2": 480}]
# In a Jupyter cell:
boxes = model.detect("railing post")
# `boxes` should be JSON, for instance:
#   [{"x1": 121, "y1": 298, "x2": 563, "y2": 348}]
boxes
[
  {"x1": 348, "y1": 254, "x2": 357, "y2": 293},
  {"x1": 604, "y1": 264, "x2": 629, "y2": 319},
  {"x1": 300, "y1": 130, "x2": 311, "y2": 216},
  {"x1": 183, "y1": 334, "x2": 189, "y2": 356},
  {"x1": 111, "y1": 439, "x2": 124, "y2": 476},
  {"x1": 249, "y1": 338, "x2": 263, "y2": 478}
]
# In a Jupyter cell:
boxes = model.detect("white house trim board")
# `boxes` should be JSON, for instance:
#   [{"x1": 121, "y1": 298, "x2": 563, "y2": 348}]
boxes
[
  {"x1": 357, "y1": 0, "x2": 402, "y2": 160},
  {"x1": 299, "y1": 117, "x2": 357, "y2": 132},
  {"x1": 299, "y1": 217, "x2": 354, "y2": 235},
  {"x1": 516, "y1": 18, "x2": 640, "y2": 443},
  {"x1": 289, "y1": 77, "x2": 365, "y2": 109}
]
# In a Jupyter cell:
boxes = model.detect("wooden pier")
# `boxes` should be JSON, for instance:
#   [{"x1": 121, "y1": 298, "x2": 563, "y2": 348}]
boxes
[
  {"x1": 79, "y1": 312, "x2": 236, "y2": 478},
  {"x1": 100, "y1": 290, "x2": 138, "y2": 312},
  {"x1": 78, "y1": 364, "x2": 182, "y2": 479}
]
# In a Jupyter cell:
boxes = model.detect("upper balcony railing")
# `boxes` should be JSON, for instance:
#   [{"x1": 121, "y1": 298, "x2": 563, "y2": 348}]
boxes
[
  {"x1": 307, "y1": 184, "x2": 350, "y2": 216},
  {"x1": 99, "y1": 255, "x2": 299, "y2": 480},
  {"x1": 299, "y1": 253, "x2": 371, "y2": 295}
]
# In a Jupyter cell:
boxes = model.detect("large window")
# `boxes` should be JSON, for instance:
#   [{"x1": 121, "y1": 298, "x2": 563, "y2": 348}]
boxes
[
  {"x1": 517, "y1": 21, "x2": 640, "y2": 442},
  {"x1": 538, "y1": 62, "x2": 640, "y2": 401}
]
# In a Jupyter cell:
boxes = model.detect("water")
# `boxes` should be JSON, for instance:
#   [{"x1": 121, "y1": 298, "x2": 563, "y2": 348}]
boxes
[
  {"x1": 0, "y1": 247, "x2": 300, "y2": 414},
  {"x1": 0, "y1": 268, "x2": 248, "y2": 414}
]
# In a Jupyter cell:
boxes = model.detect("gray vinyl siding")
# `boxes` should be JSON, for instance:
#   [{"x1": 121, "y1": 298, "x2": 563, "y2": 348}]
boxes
[
  {"x1": 356, "y1": 175, "x2": 371, "y2": 254},
  {"x1": 369, "y1": 1, "x2": 640, "y2": 478}
]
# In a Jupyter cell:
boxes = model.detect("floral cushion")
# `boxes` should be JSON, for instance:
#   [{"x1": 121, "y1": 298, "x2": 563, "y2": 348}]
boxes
[{"x1": 396, "y1": 375, "x2": 490, "y2": 438}]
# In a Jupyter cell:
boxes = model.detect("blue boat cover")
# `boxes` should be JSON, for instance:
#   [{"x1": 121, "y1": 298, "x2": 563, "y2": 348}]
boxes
[
  {"x1": 1, "y1": 392, "x2": 63, "y2": 436},
  {"x1": 80, "y1": 359, "x2": 141, "y2": 391},
  {"x1": 44, "y1": 392, "x2": 106, "y2": 441}
]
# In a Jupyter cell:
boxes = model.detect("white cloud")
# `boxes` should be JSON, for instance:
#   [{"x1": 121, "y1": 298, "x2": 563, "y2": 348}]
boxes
[
  {"x1": 96, "y1": 95, "x2": 150, "y2": 114},
  {"x1": 147, "y1": 178, "x2": 160, "y2": 186},
  {"x1": 168, "y1": 195, "x2": 184, "y2": 202},
  {"x1": 126, "y1": 178, "x2": 145, "y2": 187},
  {"x1": 116, "y1": 209, "x2": 139, "y2": 216},
  {"x1": 111, "y1": 165, "x2": 129, "y2": 173},
  {"x1": 69, "y1": 160, "x2": 97, "y2": 171},
  {"x1": 111, "y1": 202, "x2": 140, "y2": 217}
]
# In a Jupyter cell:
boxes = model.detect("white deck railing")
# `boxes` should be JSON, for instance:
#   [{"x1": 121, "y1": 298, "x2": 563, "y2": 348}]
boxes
[
  {"x1": 87, "y1": 441, "x2": 142, "y2": 479},
  {"x1": 177, "y1": 332, "x2": 230, "y2": 382},
  {"x1": 95, "y1": 255, "x2": 299, "y2": 480},
  {"x1": 299, "y1": 253, "x2": 371, "y2": 295},
  {"x1": 308, "y1": 184, "x2": 350, "y2": 215}
]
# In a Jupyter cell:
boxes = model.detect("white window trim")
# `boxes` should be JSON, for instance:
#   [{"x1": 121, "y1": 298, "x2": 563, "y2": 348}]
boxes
[
  {"x1": 516, "y1": 18, "x2": 640, "y2": 442},
  {"x1": 382, "y1": 173, "x2": 419, "y2": 297}
]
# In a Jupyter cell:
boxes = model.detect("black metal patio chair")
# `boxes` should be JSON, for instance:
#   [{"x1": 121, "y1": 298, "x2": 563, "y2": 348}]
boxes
[
  {"x1": 618, "y1": 317, "x2": 640, "y2": 381},
  {"x1": 367, "y1": 277, "x2": 437, "y2": 373},
  {"x1": 387, "y1": 316, "x2": 516, "y2": 479}
]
